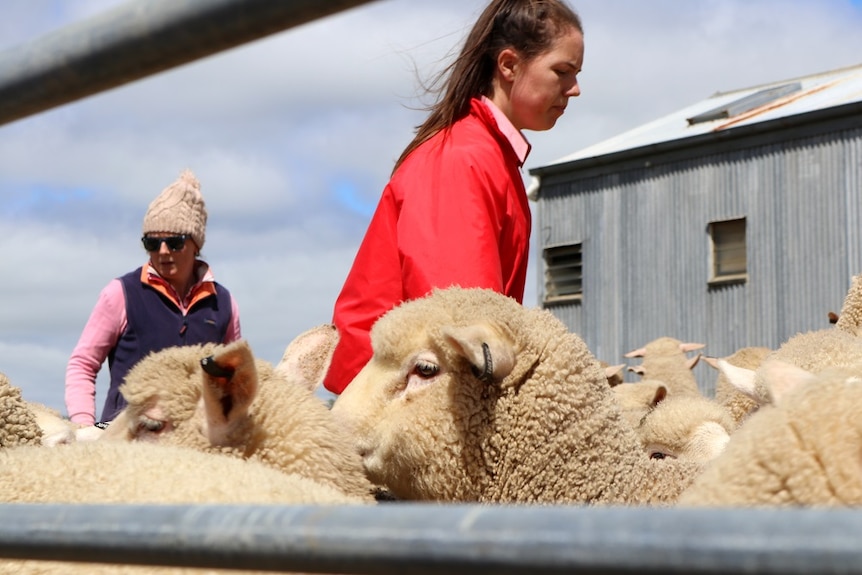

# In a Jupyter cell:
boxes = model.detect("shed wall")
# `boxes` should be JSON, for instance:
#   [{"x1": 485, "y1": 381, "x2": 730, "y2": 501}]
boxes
[{"x1": 536, "y1": 125, "x2": 862, "y2": 395}]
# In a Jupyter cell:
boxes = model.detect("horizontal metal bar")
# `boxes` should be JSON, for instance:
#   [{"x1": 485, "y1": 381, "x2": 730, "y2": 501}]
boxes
[
  {"x1": 0, "y1": 503, "x2": 861, "y2": 574},
  {"x1": 0, "y1": 0, "x2": 380, "y2": 127}
]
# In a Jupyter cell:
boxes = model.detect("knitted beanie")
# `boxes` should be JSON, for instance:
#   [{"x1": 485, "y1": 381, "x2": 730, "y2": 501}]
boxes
[{"x1": 142, "y1": 169, "x2": 207, "y2": 249}]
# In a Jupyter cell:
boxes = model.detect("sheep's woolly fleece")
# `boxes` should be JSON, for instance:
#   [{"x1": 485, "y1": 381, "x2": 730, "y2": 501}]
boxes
[
  {"x1": 0, "y1": 442, "x2": 364, "y2": 575},
  {"x1": 835, "y1": 273, "x2": 862, "y2": 336},
  {"x1": 108, "y1": 338, "x2": 374, "y2": 501},
  {"x1": 332, "y1": 287, "x2": 701, "y2": 505},
  {"x1": 0, "y1": 441, "x2": 366, "y2": 505},
  {"x1": 0, "y1": 371, "x2": 42, "y2": 448},
  {"x1": 678, "y1": 361, "x2": 862, "y2": 506}
]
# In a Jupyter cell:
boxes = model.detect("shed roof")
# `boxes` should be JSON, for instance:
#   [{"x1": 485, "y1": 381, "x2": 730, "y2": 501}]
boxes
[{"x1": 534, "y1": 62, "x2": 862, "y2": 176}]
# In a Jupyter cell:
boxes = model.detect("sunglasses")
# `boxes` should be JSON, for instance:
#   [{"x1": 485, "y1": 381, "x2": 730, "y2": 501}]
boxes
[{"x1": 141, "y1": 235, "x2": 189, "y2": 252}]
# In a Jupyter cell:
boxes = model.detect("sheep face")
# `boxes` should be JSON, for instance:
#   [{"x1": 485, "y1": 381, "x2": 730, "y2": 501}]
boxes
[{"x1": 333, "y1": 311, "x2": 516, "y2": 501}]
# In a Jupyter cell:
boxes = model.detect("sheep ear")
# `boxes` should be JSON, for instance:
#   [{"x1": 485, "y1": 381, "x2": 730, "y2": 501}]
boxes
[
  {"x1": 624, "y1": 346, "x2": 646, "y2": 358},
  {"x1": 274, "y1": 324, "x2": 339, "y2": 391},
  {"x1": 716, "y1": 358, "x2": 759, "y2": 399},
  {"x1": 679, "y1": 342, "x2": 706, "y2": 353},
  {"x1": 441, "y1": 324, "x2": 515, "y2": 382},
  {"x1": 702, "y1": 356, "x2": 720, "y2": 370},
  {"x1": 628, "y1": 365, "x2": 645, "y2": 375},
  {"x1": 200, "y1": 340, "x2": 258, "y2": 445},
  {"x1": 604, "y1": 363, "x2": 626, "y2": 386},
  {"x1": 757, "y1": 359, "x2": 817, "y2": 405},
  {"x1": 650, "y1": 385, "x2": 667, "y2": 407},
  {"x1": 686, "y1": 353, "x2": 702, "y2": 370}
]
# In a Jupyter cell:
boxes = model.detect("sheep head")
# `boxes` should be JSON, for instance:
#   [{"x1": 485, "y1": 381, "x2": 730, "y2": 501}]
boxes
[
  {"x1": 105, "y1": 335, "x2": 376, "y2": 501},
  {"x1": 331, "y1": 286, "x2": 626, "y2": 504},
  {"x1": 637, "y1": 394, "x2": 734, "y2": 463},
  {"x1": 107, "y1": 340, "x2": 258, "y2": 450},
  {"x1": 332, "y1": 297, "x2": 518, "y2": 500}
]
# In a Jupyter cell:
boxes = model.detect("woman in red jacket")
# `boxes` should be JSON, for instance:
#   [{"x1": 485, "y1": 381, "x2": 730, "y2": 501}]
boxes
[{"x1": 325, "y1": 0, "x2": 585, "y2": 394}]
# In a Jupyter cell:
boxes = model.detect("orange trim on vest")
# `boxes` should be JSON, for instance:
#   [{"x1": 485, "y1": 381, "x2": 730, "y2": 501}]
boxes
[{"x1": 139, "y1": 265, "x2": 216, "y2": 312}]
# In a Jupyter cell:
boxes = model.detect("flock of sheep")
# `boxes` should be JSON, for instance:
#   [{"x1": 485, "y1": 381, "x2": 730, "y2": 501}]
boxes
[{"x1": 3, "y1": 274, "x2": 862, "y2": 572}]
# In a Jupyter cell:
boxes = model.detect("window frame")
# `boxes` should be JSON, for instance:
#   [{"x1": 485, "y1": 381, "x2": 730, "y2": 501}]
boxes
[
  {"x1": 542, "y1": 242, "x2": 583, "y2": 305},
  {"x1": 708, "y1": 217, "x2": 748, "y2": 286}
]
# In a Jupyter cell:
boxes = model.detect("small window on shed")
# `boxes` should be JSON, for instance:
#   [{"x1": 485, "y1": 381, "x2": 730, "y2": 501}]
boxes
[
  {"x1": 708, "y1": 218, "x2": 747, "y2": 285},
  {"x1": 543, "y1": 243, "x2": 582, "y2": 304}
]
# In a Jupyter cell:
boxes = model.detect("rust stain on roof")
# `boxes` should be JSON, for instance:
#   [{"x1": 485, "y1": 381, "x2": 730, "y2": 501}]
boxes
[{"x1": 713, "y1": 78, "x2": 848, "y2": 131}]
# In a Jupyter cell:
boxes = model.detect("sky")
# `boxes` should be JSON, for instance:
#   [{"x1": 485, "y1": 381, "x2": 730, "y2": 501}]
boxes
[{"x1": 2, "y1": 0, "x2": 862, "y2": 415}]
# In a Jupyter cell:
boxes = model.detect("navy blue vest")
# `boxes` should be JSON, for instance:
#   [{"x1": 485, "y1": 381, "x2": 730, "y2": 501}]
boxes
[{"x1": 102, "y1": 268, "x2": 232, "y2": 422}]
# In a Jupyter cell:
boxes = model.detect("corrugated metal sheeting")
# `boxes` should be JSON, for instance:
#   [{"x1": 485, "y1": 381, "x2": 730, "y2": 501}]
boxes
[{"x1": 535, "y1": 124, "x2": 862, "y2": 396}]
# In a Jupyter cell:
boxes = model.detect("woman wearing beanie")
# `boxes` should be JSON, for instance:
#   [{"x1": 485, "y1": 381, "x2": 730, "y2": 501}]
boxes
[{"x1": 64, "y1": 170, "x2": 242, "y2": 425}]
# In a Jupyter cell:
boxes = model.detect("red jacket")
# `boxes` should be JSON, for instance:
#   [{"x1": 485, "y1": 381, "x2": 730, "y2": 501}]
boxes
[{"x1": 324, "y1": 98, "x2": 531, "y2": 394}]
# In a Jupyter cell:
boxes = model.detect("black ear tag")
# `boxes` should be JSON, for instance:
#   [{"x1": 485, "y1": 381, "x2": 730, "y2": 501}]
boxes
[
  {"x1": 470, "y1": 342, "x2": 494, "y2": 382},
  {"x1": 201, "y1": 356, "x2": 235, "y2": 379}
]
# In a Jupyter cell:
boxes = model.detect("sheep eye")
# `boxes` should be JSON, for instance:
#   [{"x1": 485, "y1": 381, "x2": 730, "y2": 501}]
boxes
[
  {"x1": 413, "y1": 360, "x2": 439, "y2": 379},
  {"x1": 138, "y1": 416, "x2": 165, "y2": 433},
  {"x1": 649, "y1": 452, "x2": 666, "y2": 460}
]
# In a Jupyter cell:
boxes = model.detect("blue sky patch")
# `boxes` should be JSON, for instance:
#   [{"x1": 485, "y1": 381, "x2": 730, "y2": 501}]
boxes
[
  {"x1": 333, "y1": 177, "x2": 376, "y2": 219},
  {"x1": 1, "y1": 183, "x2": 93, "y2": 213}
]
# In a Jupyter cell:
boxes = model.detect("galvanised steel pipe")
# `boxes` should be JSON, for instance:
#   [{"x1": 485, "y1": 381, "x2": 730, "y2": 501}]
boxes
[
  {"x1": 0, "y1": 0, "x2": 381, "y2": 127},
  {"x1": 0, "y1": 503, "x2": 861, "y2": 574}
]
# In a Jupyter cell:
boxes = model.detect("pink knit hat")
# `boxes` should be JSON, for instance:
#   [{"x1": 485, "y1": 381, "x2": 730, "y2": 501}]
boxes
[{"x1": 142, "y1": 169, "x2": 207, "y2": 249}]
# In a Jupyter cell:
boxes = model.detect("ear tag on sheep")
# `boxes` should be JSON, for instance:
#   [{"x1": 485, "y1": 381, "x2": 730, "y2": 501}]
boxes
[
  {"x1": 201, "y1": 356, "x2": 235, "y2": 380},
  {"x1": 470, "y1": 342, "x2": 494, "y2": 382}
]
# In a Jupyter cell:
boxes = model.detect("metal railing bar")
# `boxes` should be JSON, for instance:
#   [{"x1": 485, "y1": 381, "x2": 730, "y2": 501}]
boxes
[
  {"x1": 0, "y1": 503, "x2": 860, "y2": 574},
  {"x1": 0, "y1": 0, "x2": 381, "y2": 127}
]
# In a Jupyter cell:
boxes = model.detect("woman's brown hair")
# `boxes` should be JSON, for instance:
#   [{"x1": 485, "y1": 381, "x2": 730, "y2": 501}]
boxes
[{"x1": 393, "y1": 0, "x2": 583, "y2": 172}]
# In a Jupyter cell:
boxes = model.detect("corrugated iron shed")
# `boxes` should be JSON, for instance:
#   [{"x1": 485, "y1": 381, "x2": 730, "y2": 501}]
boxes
[{"x1": 527, "y1": 62, "x2": 862, "y2": 394}]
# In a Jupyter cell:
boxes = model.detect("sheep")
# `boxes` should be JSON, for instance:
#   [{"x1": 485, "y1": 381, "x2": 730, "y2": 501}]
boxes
[
  {"x1": 103, "y1": 333, "x2": 375, "y2": 502},
  {"x1": 624, "y1": 337, "x2": 704, "y2": 397},
  {"x1": 0, "y1": 370, "x2": 108, "y2": 447},
  {"x1": 708, "y1": 273, "x2": 862, "y2": 406},
  {"x1": 0, "y1": 371, "x2": 42, "y2": 448},
  {"x1": 0, "y1": 440, "x2": 367, "y2": 505},
  {"x1": 704, "y1": 346, "x2": 771, "y2": 427},
  {"x1": 716, "y1": 328, "x2": 862, "y2": 409},
  {"x1": 835, "y1": 273, "x2": 862, "y2": 335},
  {"x1": 330, "y1": 286, "x2": 702, "y2": 505},
  {"x1": 636, "y1": 393, "x2": 735, "y2": 463},
  {"x1": 612, "y1": 376, "x2": 734, "y2": 463},
  {"x1": 0, "y1": 440, "x2": 365, "y2": 575},
  {"x1": 678, "y1": 360, "x2": 862, "y2": 506}
]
